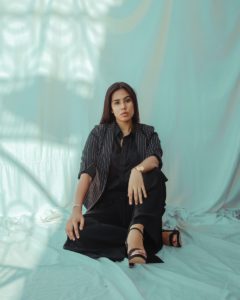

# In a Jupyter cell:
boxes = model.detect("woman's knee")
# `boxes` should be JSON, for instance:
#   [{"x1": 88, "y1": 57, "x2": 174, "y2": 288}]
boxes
[{"x1": 142, "y1": 168, "x2": 165, "y2": 191}]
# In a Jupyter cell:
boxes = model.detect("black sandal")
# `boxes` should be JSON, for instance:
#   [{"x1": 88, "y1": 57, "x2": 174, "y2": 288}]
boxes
[
  {"x1": 125, "y1": 227, "x2": 147, "y2": 268},
  {"x1": 162, "y1": 228, "x2": 182, "y2": 247}
]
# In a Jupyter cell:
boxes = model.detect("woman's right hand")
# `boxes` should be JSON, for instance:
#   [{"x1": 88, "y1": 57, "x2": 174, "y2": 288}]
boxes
[{"x1": 65, "y1": 207, "x2": 85, "y2": 241}]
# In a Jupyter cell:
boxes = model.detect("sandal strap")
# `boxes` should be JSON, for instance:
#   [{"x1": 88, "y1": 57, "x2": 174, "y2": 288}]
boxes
[
  {"x1": 128, "y1": 247, "x2": 146, "y2": 257},
  {"x1": 129, "y1": 253, "x2": 147, "y2": 261},
  {"x1": 128, "y1": 227, "x2": 144, "y2": 238},
  {"x1": 175, "y1": 231, "x2": 181, "y2": 247},
  {"x1": 169, "y1": 231, "x2": 175, "y2": 245},
  {"x1": 126, "y1": 227, "x2": 147, "y2": 261},
  {"x1": 169, "y1": 230, "x2": 181, "y2": 247},
  {"x1": 128, "y1": 248, "x2": 147, "y2": 260}
]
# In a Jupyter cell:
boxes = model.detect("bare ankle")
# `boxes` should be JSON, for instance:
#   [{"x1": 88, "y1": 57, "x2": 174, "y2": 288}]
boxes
[{"x1": 130, "y1": 223, "x2": 144, "y2": 232}]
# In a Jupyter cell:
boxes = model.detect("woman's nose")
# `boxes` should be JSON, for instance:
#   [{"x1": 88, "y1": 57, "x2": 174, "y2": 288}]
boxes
[{"x1": 120, "y1": 101, "x2": 127, "y2": 109}]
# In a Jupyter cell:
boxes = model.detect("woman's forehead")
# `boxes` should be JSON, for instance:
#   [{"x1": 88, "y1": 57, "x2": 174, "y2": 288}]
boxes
[{"x1": 112, "y1": 89, "x2": 130, "y2": 100}]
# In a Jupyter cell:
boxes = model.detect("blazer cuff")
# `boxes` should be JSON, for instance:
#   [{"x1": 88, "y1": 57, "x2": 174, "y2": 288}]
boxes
[{"x1": 78, "y1": 165, "x2": 96, "y2": 180}]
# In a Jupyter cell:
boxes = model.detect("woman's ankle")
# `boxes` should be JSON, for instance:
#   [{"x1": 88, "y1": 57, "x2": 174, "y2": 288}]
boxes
[
  {"x1": 127, "y1": 224, "x2": 145, "y2": 249},
  {"x1": 129, "y1": 223, "x2": 144, "y2": 233}
]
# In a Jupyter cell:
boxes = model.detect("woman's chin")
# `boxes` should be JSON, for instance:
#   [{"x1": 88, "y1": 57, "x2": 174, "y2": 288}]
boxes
[
  {"x1": 119, "y1": 118, "x2": 131, "y2": 123},
  {"x1": 117, "y1": 115, "x2": 133, "y2": 122}
]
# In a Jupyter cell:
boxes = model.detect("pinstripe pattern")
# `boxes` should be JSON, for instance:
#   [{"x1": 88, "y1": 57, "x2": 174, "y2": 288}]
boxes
[{"x1": 78, "y1": 122, "x2": 165, "y2": 211}]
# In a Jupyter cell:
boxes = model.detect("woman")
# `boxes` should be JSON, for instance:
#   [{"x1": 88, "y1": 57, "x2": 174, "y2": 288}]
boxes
[{"x1": 63, "y1": 82, "x2": 181, "y2": 267}]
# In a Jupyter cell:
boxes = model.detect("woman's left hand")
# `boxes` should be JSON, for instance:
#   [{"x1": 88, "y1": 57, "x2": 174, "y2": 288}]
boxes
[{"x1": 128, "y1": 169, "x2": 147, "y2": 205}]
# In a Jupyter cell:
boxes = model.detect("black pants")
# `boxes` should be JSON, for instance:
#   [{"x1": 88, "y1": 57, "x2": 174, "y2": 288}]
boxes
[{"x1": 63, "y1": 168, "x2": 167, "y2": 263}]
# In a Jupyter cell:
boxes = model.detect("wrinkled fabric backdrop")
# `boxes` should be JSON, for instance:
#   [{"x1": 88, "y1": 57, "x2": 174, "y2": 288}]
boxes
[{"x1": 0, "y1": 1, "x2": 240, "y2": 300}]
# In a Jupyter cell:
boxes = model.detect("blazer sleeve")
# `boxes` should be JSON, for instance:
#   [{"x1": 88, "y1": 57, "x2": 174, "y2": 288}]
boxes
[
  {"x1": 77, "y1": 126, "x2": 99, "y2": 180},
  {"x1": 145, "y1": 129, "x2": 163, "y2": 169}
]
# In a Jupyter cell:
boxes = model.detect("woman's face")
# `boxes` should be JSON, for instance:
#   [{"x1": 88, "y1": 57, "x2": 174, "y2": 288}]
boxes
[{"x1": 111, "y1": 88, "x2": 135, "y2": 123}]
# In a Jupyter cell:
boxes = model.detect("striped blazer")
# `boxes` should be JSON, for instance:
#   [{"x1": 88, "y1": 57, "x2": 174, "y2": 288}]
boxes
[{"x1": 78, "y1": 122, "x2": 168, "y2": 211}]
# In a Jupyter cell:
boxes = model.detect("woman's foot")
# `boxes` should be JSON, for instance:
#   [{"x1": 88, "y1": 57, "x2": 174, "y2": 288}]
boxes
[
  {"x1": 162, "y1": 229, "x2": 182, "y2": 247},
  {"x1": 126, "y1": 224, "x2": 147, "y2": 267}
]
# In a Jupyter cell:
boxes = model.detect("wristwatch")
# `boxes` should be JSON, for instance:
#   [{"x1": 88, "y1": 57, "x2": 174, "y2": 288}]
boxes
[{"x1": 135, "y1": 165, "x2": 144, "y2": 173}]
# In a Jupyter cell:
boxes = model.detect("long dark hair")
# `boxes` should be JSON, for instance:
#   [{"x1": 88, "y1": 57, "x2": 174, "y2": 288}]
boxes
[{"x1": 100, "y1": 82, "x2": 140, "y2": 124}]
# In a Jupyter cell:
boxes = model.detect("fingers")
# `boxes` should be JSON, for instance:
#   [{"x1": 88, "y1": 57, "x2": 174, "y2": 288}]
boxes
[
  {"x1": 142, "y1": 184, "x2": 147, "y2": 199},
  {"x1": 65, "y1": 216, "x2": 85, "y2": 241},
  {"x1": 79, "y1": 216, "x2": 85, "y2": 231},
  {"x1": 138, "y1": 182, "x2": 147, "y2": 204},
  {"x1": 128, "y1": 186, "x2": 147, "y2": 205},
  {"x1": 128, "y1": 171, "x2": 148, "y2": 205},
  {"x1": 73, "y1": 222, "x2": 80, "y2": 239},
  {"x1": 128, "y1": 187, "x2": 133, "y2": 205},
  {"x1": 129, "y1": 187, "x2": 140, "y2": 205},
  {"x1": 66, "y1": 221, "x2": 75, "y2": 241},
  {"x1": 138, "y1": 187, "x2": 143, "y2": 204},
  {"x1": 134, "y1": 188, "x2": 138, "y2": 205}
]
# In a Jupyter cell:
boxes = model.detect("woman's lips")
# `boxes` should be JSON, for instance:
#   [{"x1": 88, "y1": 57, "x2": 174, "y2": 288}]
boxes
[{"x1": 120, "y1": 112, "x2": 128, "y2": 116}]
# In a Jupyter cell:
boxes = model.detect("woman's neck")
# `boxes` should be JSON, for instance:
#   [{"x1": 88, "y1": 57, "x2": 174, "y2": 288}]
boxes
[{"x1": 116, "y1": 120, "x2": 133, "y2": 135}]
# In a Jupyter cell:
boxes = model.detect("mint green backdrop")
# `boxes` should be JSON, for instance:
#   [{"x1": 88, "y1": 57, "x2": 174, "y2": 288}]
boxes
[{"x1": 0, "y1": 1, "x2": 239, "y2": 299}]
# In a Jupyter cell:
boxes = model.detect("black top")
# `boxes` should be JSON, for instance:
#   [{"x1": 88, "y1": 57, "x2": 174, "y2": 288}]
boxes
[
  {"x1": 103, "y1": 122, "x2": 141, "y2": 193},
  {"x1": 83, "y1": 121, "x2": 141, "y2": 193}
]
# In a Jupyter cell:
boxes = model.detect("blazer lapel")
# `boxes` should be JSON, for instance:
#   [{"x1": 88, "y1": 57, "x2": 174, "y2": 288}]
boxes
[
  {"x1": 100, "y1": 122, "x2": 115, "y2": 176},
  {"x1": 135, "y1": 123, "x2": 147, "y2": 161}
]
